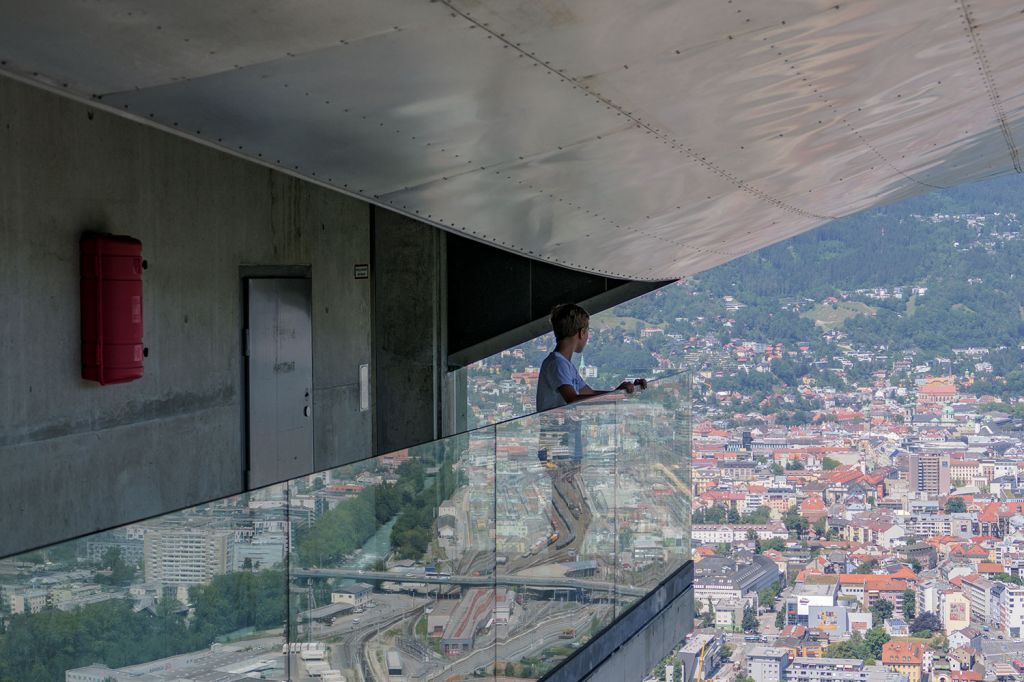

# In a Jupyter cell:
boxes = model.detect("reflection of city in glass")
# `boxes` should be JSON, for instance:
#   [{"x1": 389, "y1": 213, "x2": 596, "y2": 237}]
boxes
[{"x1": 0, "y1": 374, "x2": 689, "y2": 681}]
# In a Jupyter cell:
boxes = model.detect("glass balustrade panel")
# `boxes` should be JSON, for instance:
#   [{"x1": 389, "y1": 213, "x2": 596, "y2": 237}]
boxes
[
  {"x1": 285, "y1": 426, "x2": 497, "y2": 682},
  {"x1": 614, "y1": 372, "x2": 692, "y2": 616},
  {"x1": 493, "y1": 394, "x2": 621, "y2": 681},
  {"x1": 0, "y1": 484, "x2": 292, "y2": 682}
]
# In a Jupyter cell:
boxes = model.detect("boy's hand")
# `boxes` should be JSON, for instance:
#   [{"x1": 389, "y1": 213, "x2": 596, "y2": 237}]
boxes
[{"x1": 617, "y1": 379, "x2": 648, "y2": 393}]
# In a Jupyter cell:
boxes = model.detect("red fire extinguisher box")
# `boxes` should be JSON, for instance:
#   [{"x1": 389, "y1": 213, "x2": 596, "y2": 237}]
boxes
[{"x1": 81, "y1": 234, "x2": 144, "y2": 385}]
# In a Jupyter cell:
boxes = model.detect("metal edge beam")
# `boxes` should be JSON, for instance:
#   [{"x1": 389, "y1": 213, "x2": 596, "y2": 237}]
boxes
[
  {"x1": 541, "y1": 560, "x2": 695, "y2": 682},
  {"x1": 447, "y1": 279, "x2": 672, "y2": 369}
]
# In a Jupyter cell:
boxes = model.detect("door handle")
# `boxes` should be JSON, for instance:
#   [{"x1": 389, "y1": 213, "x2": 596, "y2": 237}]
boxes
[{"x1": 304, "y1": 405, "x2": 311, "y2": 418}]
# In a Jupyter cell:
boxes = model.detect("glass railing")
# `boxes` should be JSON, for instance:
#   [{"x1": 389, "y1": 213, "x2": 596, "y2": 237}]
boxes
[{"x1": 0, "y1": 372, "x2": 690, "y2": 682}]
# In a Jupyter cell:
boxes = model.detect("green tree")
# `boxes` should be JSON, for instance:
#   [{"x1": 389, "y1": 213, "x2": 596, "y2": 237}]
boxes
[
  {"x1": 759, "y1": 584, "x2": 780, "y2": 610},
  {"x1": 870, "y1": 598, "x2": 894, "y2": 624},
  {"x1": 505, "y1": 661, "x2": 516, "y2": 676},
  {"x1": 770, "y1": 463, "x2": 784, "y2": 475},
  {"x1": 865, "y1": 626, "x2": 890, "y2": 658},
  {"x1": 782, "y1": 506, "x2": 808, "y2": 535},
  {"x1": 827, "y1": 630, "x2": 864, "y2": 659},
  {"x1": 911, "y1": 611, "x2": 942, "y2": 634},
  {"x1": 703, "y1": 506, "x2": 727, "y2": 524},
  {"x1": 822, "y1": 457, "x2": 841, "y2": 470},
  {"x1": 813, "y1": 518, "x2": 827, "y2": 536},
  {"x1": 992, "y1": 573, "x2": 1024, "y2": 585},
  {"x1": 902, "y1": 589, "x2": 916, "y2": 620},
  {"x1": 762, "y1": 537, "x2": 786, "y2": 552},
  {"x1": 93, "y1": 546, "x2": 137, "y2": 586},
  {"x1": 701, "y1": 598, "x2": 716, "y2": 627},
  {"x1": 945, "y1": 497, "x2": 967, "y2": 513},
  {"x1": 775, "y1": 609, "x2": 786, "y2": 629},
  {"x1": 742, "y1": 604, "x2": 759, "y2": 633},
  {"x1": 741, "y1": 506, "x2": 772, "y2": 524},
  {"x1": 854, "y1": 559, "x2": 879, "y2": 574}
]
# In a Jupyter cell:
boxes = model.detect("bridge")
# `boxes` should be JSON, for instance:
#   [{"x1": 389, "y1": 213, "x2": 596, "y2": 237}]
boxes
[{"x1": 291, "y1": 567, "x2": 651, "y2": 598}]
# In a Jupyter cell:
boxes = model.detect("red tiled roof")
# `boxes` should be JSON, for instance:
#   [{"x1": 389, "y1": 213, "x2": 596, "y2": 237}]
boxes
[
  {"x1": 864, "y1": 577, "x2": 910, "y2": 592},
  {"x1": 827, "y1": 467, "x2": 863, "y2": 485},
  {"x1": 800, "y1": 496, "x2": 826, "y2": 511},
  {"x1": 888, "y1": 566, "x2": 919, "y2": 582},
  {"x1": 882, "y1": 640, "x2": 926, "y2": 665}
]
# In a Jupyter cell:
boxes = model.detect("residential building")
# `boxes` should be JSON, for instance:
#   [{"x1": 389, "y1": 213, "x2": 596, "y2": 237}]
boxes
[
  {"x1": 881, "y1": 641, "x2": 927, "y2": 682},
  {"x1": 941, "y1": 590, "x2": 972, "y2": 634},
  {"x1": 807, "y1": 605, "x2": 849, "y2": 636},
  {"x1": 904, "y1": 515, "x2": 974, "y2": 539},
  {"x1": 961, "y1": 574, "x2": 999, "y2": 627},
  {"x1": 4, "y1": 587, "x2": 48, "y2": 615},
  {"x1": 142, "y1": 525, "x2": 233, "y2": 588},
  {"x1": 907, "y1": 452, "x2": 952, "y2": 496},
  {"x1": 998, "y1": 582, "x2": 1024, "y2": 638},
  {"x1": 947, "y1": 627, "x2": 982, "y2": 651},
  {"x1": 748, "y1": 646, "x2": 790, "y2": 682},
  {"x1": 692, "y1": 523, "x2": 789, "y2": 544},
  {"x1": 786, "y1": 583, "x2": 838, "y2": 626},
  {"x1": 917, "y1": 579, "x2": 944, "y2": 616},
  {"x1": 786, "y1": 657, "x2": 907, "y2": 682},
  {"x1": 713, "y1": 598, "x2": 747, "y2": 632},
  {"x1": 331, "y1": 582, "x2": 373, "y2": 608},
  {"x1": 884, "y1": 618, "x2": 910, "y2": 637},
  {"x1": 848, "y1": 612, "x2": 874, "y2": 634}
]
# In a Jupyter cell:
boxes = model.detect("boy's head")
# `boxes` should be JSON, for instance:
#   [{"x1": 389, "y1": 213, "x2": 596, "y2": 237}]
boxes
[{"x1": 550, "y1": 303, "x2": 590, "y2": 348}]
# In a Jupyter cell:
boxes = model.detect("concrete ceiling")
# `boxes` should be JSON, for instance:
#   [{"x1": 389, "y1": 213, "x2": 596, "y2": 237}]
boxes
[{"x1": 1, "y1": 0, "x2": 1023, "y2": 280}]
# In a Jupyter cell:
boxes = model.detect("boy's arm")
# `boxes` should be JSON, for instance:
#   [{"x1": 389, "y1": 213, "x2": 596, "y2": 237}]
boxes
[
  {"x1": 557, "y1": 379, "x2": 647, "y2": 404},
  {"x1": 556, "y1": 384, "x2": 588, "y2": 404}
]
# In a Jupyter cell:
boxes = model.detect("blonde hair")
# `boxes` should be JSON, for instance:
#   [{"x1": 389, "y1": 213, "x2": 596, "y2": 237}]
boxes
[{"x1": 550, "y1": 303, "x2": 590, "y2": 341}]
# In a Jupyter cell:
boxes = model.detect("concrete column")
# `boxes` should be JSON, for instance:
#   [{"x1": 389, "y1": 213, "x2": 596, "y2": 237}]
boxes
[
  {"x1": 442, "y1": 366, "x2": 469, "y2": 436},
  {"x1": 371, "y1": 208, "x2": 443, "y2": 453}
]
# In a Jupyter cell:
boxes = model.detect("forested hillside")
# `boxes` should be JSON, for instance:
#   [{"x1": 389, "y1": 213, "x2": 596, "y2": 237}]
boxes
[{"x1": 616, "y1": 174, "x2": 1024, "y2": 356}]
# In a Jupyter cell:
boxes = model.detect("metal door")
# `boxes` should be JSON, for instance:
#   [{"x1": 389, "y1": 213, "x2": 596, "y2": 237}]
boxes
[{"x1": 246, "y1": 278, "x2": 313, "y2": 488}]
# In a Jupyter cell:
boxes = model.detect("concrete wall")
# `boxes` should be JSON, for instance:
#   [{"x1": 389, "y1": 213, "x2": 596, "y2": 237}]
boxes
[{"x1": 0, "y1": 75, "x2": 374, "y2": 556}]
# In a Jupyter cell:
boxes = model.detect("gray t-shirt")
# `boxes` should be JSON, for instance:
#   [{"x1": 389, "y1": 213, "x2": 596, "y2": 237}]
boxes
[{"x1": 536, "y1": 351, "x2": 587, "y2": 412}]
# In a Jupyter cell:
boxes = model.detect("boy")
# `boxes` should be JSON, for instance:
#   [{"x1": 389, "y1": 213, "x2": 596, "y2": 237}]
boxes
[
  {"x1": 533, "y1": 304, "x2": 648, "y2": 555},
  {"x1": 536, "y1": 303, "x2": 647, "y2": 412}
]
